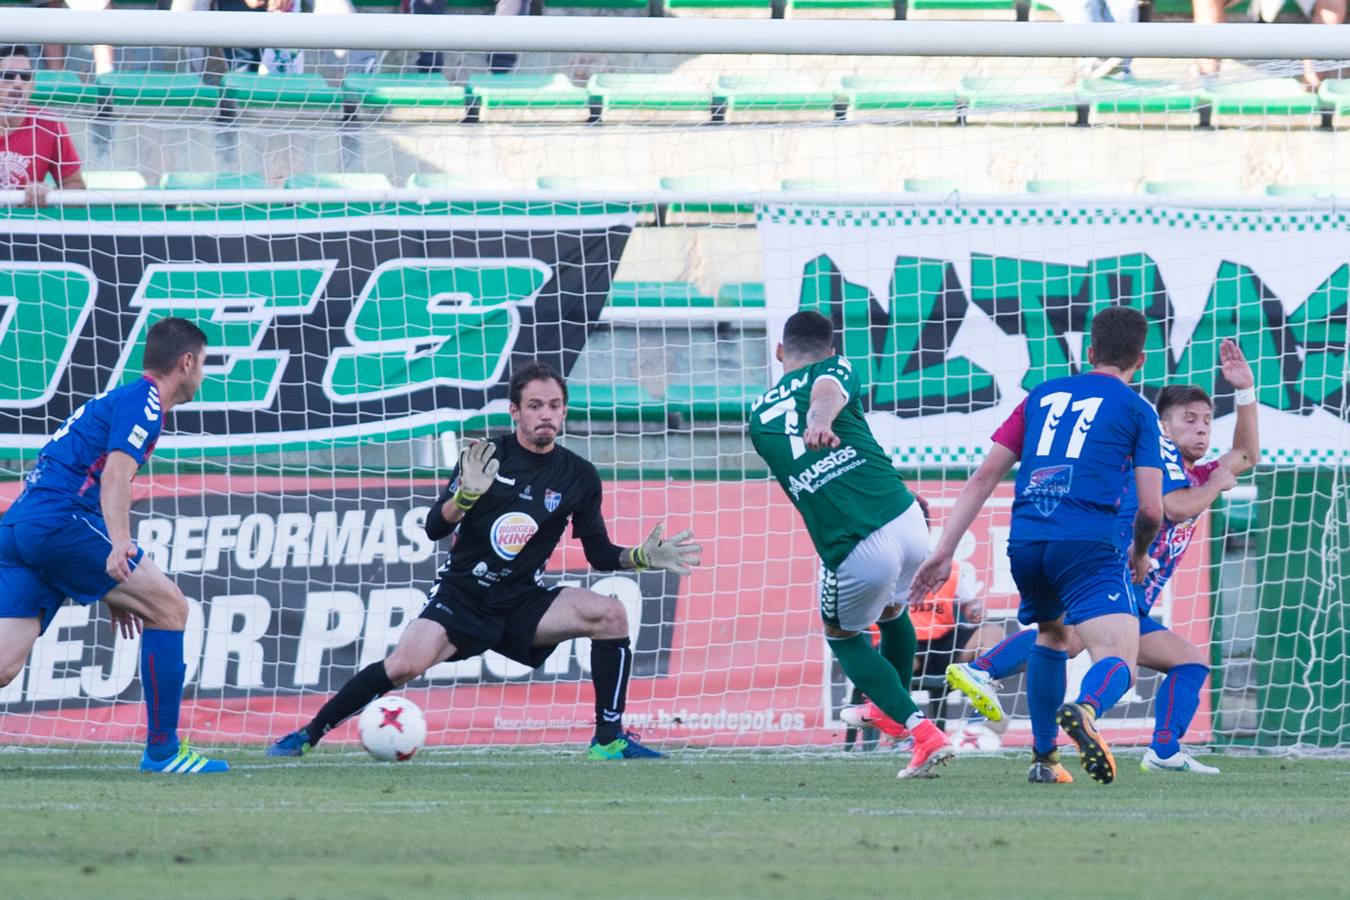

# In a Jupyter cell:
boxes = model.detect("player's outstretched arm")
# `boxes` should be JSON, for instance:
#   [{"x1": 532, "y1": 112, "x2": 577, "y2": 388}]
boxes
[
  {"x1": 1217, "y1": 338, "x2": 1261, "y2": 475},
  {"x1": 908, "y1": 443, "x2": 1018, "y2": 602},
  {"x1": 627, "y1": 525, "x2": 703, "y2": 576},
  {"x1": 1163, "y1": 466, "x2": 1237, "y2": 522},
  {"x1": 100, "y1": 451, "x2": 140, "y2": 582},
  {"x1": 802, "y1": 378, "x2": 847, "y2": 451},
  {"x1": 1129, "y1": 467, "x2": 1164, "y2": 584}
]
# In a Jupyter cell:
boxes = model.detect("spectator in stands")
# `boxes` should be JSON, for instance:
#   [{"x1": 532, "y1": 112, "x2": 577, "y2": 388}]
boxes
[
  {"x1": 0, "y1": 45, "x2": 84, "y2": 206},
  {"x1": 42, "y1": 0, "x2": 115, "y2": 76},
  {"x1": 405, "y1": 0, "x2": 531, "y2": 75},
  {"x1": 1193, "y1": 0, "x2": 1345, "y2": 88},
  {"x1": 1042, "y1": 0, "x2": 1137, "y2": 79}
]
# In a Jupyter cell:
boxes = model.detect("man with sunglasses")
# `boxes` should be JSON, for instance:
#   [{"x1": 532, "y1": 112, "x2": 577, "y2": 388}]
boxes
[{"x1": 0, "y1": 45, "x2": 85, "y2": 207}]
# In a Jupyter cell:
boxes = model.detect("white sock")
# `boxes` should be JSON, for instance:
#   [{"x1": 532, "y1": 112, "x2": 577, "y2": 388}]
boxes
[{"x1": 905, "y1": 712, "x2": 926, "y2": 730}]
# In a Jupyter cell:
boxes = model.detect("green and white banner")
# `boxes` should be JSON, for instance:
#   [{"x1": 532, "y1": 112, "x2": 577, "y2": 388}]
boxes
[
  {"x1": 0, "y1": 204, "x2": 635, "y2": 456},
  {"x1": 758, "y1": 203, "x2": 1350, "y2": 466}
]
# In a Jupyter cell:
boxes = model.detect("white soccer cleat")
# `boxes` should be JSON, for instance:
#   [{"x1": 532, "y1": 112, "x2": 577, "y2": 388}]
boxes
[
  {"x1": 945, "y1": 663, "x2": 1006, "y2": 723},
  {"x1": 1140, "y1": 747, "x2": 1221, "y2": 775}
]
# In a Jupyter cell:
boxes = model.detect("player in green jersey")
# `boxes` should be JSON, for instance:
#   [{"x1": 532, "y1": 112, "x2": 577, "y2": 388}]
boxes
[{"x1": 749, "y1": 311, "x2": 954, "y2": 779}]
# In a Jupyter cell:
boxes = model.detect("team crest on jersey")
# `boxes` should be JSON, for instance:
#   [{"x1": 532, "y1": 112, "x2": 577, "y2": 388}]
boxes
[
  {"x1": 1024, "y1": 464, "x2": 1073, "y2": 516},
  {"x1": 490, "y1": 511, "x2": 538, "y2": 560},
  {"x1": 544, "y1": 489, "x2": 561, "y2": 512}
]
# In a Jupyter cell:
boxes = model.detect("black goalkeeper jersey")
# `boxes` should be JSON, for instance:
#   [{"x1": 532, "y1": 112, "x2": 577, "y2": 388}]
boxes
[{"x1": 425, "y1": 433, "x2": 624, "y2": 606}]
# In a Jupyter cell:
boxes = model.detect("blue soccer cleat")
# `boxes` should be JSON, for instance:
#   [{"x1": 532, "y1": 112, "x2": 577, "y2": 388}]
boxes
[
  {"x1": 585, "y1": 731, "x2": 668, "y2": 760},
  {"x1": 267, "y1": 729, "x2": 313, "y2": 758},
  {"x1": 140, "y1": 740, "x2": 230, "y2": 774}
]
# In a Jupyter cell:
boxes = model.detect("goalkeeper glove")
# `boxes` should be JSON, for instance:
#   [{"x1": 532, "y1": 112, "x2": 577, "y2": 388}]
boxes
[
  {"x1": 629, "y1": 525, "x2": 702, "y2": 576},
  {"x1": 452, "y1": 440, "x2": 500, "y2": 511}
]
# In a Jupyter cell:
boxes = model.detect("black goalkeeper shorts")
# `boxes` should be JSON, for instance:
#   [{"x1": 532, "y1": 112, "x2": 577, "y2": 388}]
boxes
[{"x1": 419, "y1": 579, "x2": 563, "y2": 669}]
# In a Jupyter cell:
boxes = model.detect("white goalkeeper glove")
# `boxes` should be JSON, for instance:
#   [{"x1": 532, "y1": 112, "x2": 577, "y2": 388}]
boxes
[
  {"x1": 452, "y1": 440, "x2": 500, "y2": 511},
  {"x1": 629, "y1": 525, "x2": 702, "y2": 576}
]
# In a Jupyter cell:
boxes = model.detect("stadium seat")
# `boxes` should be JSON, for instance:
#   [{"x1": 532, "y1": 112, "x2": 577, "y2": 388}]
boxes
[
  {"x1": 1143, "y1": 180, "x2": 1244, "y2": 196},
  {"x1": 1316, "y1": 80, "x2": 1350, "y2": 120},
  {"x1": 82, "y1": 170, "x2": 149, "y2": 190},
  {"x1": 585, "y1": 74, "x2": 713, "y2": 122},
  {"x1": 31, "y1": 70, "x2": 98, "y2": 107},
  {"x1": 1264, "y1": 183, "x2": 1350, "y2": 198},
  {"x1": 787, "y1": 0, "x2": 898, "y2": 13},
  {"x1": 659, "y1": 176, "x2": 756, "y2": 217},
  {"x1": 711, "y1": 76, "x2": 842, "y2": 120},
  {"x1": 537, "y1": 175, "x2": 656, "y2": 216},
  {"x1": 665, "y1": 0, "x2": 774, "y2": 12},
  {"x1": 465, "y1": 74, "x2": 589, "y2": 122},
  {"x1": 543, "y1": 0, "x2": 651, "y2": 10},
  {"x1": 565, "y1": 382, "x2": 668, "y2": 423},
  {"x1": 958, "y1": 76, "x2": 1085, "y2": 121},
  {"x1": 903, "y1": 176, "x2": 1000, "y2": 194},
  {"x1": 608, "y1": 281, "x2": 715, "y2": 308},
  {"x1": 95, "y1": 73, "x2": 220, "y2": 108},
  {"x1": 1025, "y1": 179, "x2": 1116, "y2": 194},
  {"x1": 284, "y1": 173, "x2": 394, "y2": 189},
  {"x1": 781, "y1": 177, "x2": 882, "y2": 193},
  {"x1": 840, "y1": 77, "x2": 960, "y2": 119},
  {"x1": 1201, "y1": 79, "x2": 1323, "y2": 119},
  {"x1": 665, "y1": 382, "x2": 763, "y2": 421},
  {"x1": 159, "y1": 171, "x2": 266, "y2": 190},
  {"x1": 406, "y1": 173, "x2": 521, "y2": 190},
  {"x1": 221, "y1": 73, "x2": 346, "y2": 111},
  {"x1": 716, "y1": 282, "x2": 767, "y2": 308},
  {"x1": 1080, "y1": 78, "x2": 1205, "y2": 118},
  {"x1": 906, "y1": 0, "x2": 1020, "y2": 17},
  {"x1": 342, "y1": 73, "x2": 467, "y2": 110}
]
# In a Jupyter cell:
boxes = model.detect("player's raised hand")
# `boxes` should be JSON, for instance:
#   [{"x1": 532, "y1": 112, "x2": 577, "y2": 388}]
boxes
[
  {"x1": 109, "y1": 606, "x2": 143, "y2": 640},
  {"x1": 1219, "y1": 338, "x2": 1254, "y2": 391},
  {"x1": 457, "y1": 440, "x2": 500, "y2": 499},
  {"x1": 105, "y1": 539, "x2": 137, "y2": 583},
  {"x1": 632, "y1": 525, "x2": 703, "y2": 576},
  {"x1": 802, "y1": 418, "x2": 840, "y2": 452},
  {"x1": 908, "y1": 551, "x2": 952, "y2": 603}
]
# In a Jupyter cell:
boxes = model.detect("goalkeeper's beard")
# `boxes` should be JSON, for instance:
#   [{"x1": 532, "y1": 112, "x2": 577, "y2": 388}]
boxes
[{"x1": 525, "y1": 425, "x2": 557, "y2": 449}]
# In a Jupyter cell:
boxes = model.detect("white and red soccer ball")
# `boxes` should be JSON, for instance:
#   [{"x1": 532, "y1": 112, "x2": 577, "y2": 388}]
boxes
[{"x1": 358, "y1": 695, "x2": 427, "y2": 762}]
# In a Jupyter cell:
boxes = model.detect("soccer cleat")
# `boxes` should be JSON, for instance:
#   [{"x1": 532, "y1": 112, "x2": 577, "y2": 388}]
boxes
[
  {"x1": 897, "y1": 719, "x2": 954, "y2": 780},
  {"x1": 585, "y1": 731, "x2": 668, "y2": 760},
  {"x1": 1141, "y1": 747, "x2": 1220, "y2": 775},
  {"x1": 267, "y1": 729, "x2": 314, "y2": 758},
  {"x1": 840, "y1": 700, "x2": 910, "y2": 740},
  {"x1": 945, "y1": 663, "x2": 1006, "y2": 723},
  {"x1": 1056, "y1": 701, "x2": 1117, "y2": 785},
  {"x1": 140, "y1": 740, "x2": 229, "y2": 774},
  {"x1": 1028, "y1": 749, "x2": 1074, "y2": 784}
]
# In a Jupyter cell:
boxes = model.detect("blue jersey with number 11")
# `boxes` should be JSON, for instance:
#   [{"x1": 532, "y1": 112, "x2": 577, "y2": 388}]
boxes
[{"x1": 994, "y1": 371, "x2": 1168, "y2": 546}]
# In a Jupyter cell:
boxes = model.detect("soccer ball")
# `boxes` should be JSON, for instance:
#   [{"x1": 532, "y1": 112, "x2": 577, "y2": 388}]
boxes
[
  {"x1": 358, "y1": 695, "x2": 427, "y2": 762},
  {"x1": 952, "y1": 722, "x2": 1003, "y2": 754}
]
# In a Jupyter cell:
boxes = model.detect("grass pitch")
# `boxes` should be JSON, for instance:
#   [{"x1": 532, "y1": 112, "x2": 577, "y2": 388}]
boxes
[{"x1": 1, "y1": 748, "x2": 1346, "y2": 899}]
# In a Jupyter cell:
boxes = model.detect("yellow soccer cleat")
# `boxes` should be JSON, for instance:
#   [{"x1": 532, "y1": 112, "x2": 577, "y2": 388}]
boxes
[{"x1": 946, "y1": 662, "x2": 1006, "y2": 723}]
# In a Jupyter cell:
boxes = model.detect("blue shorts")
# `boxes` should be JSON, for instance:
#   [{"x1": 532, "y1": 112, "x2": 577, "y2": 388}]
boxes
[
  {"x1": 1008, "y1": 540, "x2": 1139, "y2": 627},
  {"x1": 1137, "y1": 606, "x2": 1167, "y2": 635},
  {"x1": 0, "y1": 516, "x2": 144, "y2": 632}
]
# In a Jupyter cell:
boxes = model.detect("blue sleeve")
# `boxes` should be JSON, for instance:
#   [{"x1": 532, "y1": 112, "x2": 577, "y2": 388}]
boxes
[
  {"x1": 1159, "y1": 438, "x2": 1189, "y2": 493},
  {"x1": 106, "y1": 384, "x2": 161, "y2": 462},
  {"x1": 1131, "y1": 396, "x2": 1164, "y2": 470}
]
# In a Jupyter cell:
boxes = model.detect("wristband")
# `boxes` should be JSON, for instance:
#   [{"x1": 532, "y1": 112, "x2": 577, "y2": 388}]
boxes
[
  {"x1": 629, "y1": 545, "x2": 650, "y2": 571},
  {"x1": 452, "y1": 489, "x2": 480, "y2": 511},
  {"x1": 1234, "y1": 387, "x2": 1256, "y2": 407}
]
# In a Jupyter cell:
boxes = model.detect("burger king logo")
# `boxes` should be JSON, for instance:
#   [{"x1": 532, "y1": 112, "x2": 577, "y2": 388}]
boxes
[{"x1": 490, "y1": 512, "x2": 538, "y2": 560}]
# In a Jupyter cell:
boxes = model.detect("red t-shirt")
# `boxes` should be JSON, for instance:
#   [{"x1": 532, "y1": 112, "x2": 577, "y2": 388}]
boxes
[{"x1": 0, "y1": 113, "x2": 81, "y2": 188}]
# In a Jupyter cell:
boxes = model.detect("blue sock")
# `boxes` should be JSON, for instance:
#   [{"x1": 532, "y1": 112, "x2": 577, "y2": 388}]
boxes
[
  {"x1": 140, "y1": 628, "x2": 186, "y2": 761},
  {"x1": 1026, "y1": 645, "x2": 1068, "y2": 755},
  {"x1": 972, "y1": 628, "x2": 1035, "y2": 680},
  {"x1": 1076, "y1": 657, "x2": 1133, "y2": 717},
  {"x1": 1151, "y1": 663, "x2": 1209, "y2": 759}
]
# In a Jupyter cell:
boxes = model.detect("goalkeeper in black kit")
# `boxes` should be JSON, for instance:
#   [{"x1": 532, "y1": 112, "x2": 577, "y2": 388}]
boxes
[{"x1": 270, "y1": 361, "x2": 702, "y2": 760}]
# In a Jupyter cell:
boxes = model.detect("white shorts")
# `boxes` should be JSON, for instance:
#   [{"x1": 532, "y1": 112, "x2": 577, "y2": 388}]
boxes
[{"x1": 819, "y1": 501, "x2": 929, "y2": 633}]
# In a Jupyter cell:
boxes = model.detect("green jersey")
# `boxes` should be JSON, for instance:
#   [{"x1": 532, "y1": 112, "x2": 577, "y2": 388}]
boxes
[{"x1": 749, "y1": 355, "x2": 915, "y2": 570}]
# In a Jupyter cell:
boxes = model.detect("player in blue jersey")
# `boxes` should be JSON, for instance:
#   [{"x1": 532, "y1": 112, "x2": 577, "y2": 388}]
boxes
[
  {"x1": 947, "y1": 340, "x2": 1260, "y2": 776},
  {"x1": 910, "y1": 306, "x2": 1167, "y2": 785},
  {"x1": 0, "y1": 317, "x2": 229, "y2": 774}
]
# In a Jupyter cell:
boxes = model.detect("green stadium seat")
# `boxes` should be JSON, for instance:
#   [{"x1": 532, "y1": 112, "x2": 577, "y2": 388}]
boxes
[
  {"x1": 840, "y1": 77, "x2": 960, "y2": 117},
  {"x1": 716, "y1": 282, "x2": 767, "y2": 308},
  {"x1": 545, "y1": 0, "x2": 650, "y2": 9},
  {"x1": 586, "y1": 74, "x2": 713, "y2": 121},
  {"x1": 660, "y1": 176, "x2": 755, "y2": 216},
  {"x1": 31, "y1": 70, "x2": 98, "y2": 107},
  {"x1": 222, "y1": 73, "x2": 345, "y2": 110},
  {"x1": 958, "y1": 76, "x2": 1083, "y2": 116},
  {"x1": 342, "y1": 73, "x2": 467, "y2": 110},
  {"x1": 159, "y1": 171, "x2": 266, "y2": 190},
  {"x1": 788, "y1": 0, "x2": 896, "y2": 11},
  {"x1": 82, "y1": 170, "x2": 149, "y2": 190},
  {"x1": 566, "y1": 382, "x2": 667, "y2": 423},
  {"x1": 1080, "y1": 78, "x2": 1204, "y2": 116},
  {"x1": 781, "y1": 177, "x2": 880, "y2": 192},
  {"x1": 1316, "y1": 79, "x2": 1350, "y2": 116},
  {"x1": 466, "y1": 74, "x2": 588, "y2": 119},
  {"x1": 284, "y1": 173, "x2": 394, "y2": 189},
  {"x1": 608, "y1": 281, "x2": 715, "y2": 308},
  {"x1": 666, "y1": 0, "x2": 773, "y2": 10},
  {"x1": 1143, "y1": 181, "x2": 1244, "y2": 197},
  {"x1": 406, "y1": 173, "x2": 521, "y2": 190},
  {"x1": 665, "y1": 382, "x2": 763, "y2": 421},
  {"x1": 711, "y1": 76, "x2": 841, "y2": 118},
  {"x1": 95, "y1": 73, "x2": 219, "y2": 108},
  {"x1": 903, "y1": 176, "x2": 1002, "y2": 194},
  {"x1": 907, "y1": 0, "x2": 1018, "y2": 15},
  {"x1": 1264, "y1": 183, "x2": 1350, "y2": 198},
  {"x1": 1202, "y1": 79, "x2": 1322, "y2": 117},
  {"x1": 1025, "y1": 179, "x2": 1115, "y2": 194}
]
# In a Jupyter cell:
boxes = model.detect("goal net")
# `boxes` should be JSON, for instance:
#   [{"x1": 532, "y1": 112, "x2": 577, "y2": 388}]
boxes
[{"x1": 0, "y1": 11, "x2": 1345, "y2": 754}]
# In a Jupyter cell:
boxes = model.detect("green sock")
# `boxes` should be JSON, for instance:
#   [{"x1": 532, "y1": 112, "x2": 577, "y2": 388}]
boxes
[
  {"x1": 877, "y1": 611, "x2": 918, "y2": 683},
  {"x1": 829, "y1": 633, "x2": 920, "y2": 725}
]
